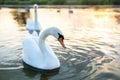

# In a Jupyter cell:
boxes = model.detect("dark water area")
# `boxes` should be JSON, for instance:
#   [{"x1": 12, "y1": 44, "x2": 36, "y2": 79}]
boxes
[{"x1": 0, "y1": 6, "x2": 120, "y2": 80}]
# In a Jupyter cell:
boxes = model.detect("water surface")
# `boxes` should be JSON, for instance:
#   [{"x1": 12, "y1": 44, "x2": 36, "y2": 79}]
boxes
[{"x1": 0, "y1": 7, "x2": 120, "y2": 80}]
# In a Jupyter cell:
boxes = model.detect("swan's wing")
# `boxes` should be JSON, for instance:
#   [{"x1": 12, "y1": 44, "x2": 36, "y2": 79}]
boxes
[
  {"x1": 22, "y1": 36, "x2": 43, "y2": 66},
  {"x1": 37, "y1": 22, "x2": 42, "y2": 30},
  {"x1": 26, "y1": 19, "x2": 34, "y2": 30}
]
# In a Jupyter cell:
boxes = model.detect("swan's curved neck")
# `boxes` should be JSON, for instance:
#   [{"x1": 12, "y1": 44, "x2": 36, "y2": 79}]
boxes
[
  {"x1": 38, "y1": 29, "x2": 50, "y2": 53},
  {"x1": 38, "y1": 27, "x2": 62, "y2": 53}
]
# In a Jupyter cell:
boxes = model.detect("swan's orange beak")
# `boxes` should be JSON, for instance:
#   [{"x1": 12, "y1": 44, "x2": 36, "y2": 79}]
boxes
[{"x1": 58, "y1": 37, "x2": 66, "y2": 48}]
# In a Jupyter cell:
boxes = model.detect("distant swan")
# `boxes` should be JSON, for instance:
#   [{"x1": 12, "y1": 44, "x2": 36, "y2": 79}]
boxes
[
  {"x1": 22, "y1": 27, "x2": 65, "y2": 70},
  {"x1": 26, "y1": 4, "x2": 41, "y2": 35}
]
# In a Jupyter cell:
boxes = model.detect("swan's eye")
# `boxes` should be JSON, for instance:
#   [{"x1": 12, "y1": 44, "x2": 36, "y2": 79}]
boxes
[{"x1": 58, "y1": 33, "x2": 64, "y2": 40}]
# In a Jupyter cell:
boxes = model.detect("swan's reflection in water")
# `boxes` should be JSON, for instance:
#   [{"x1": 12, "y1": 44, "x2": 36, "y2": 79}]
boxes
[
  {"x1": 23, "y1": 66, "x2": 60, "y2": 80},
  {"x1": 23, "y1": 61, "x2": 60, "y2": 80}
]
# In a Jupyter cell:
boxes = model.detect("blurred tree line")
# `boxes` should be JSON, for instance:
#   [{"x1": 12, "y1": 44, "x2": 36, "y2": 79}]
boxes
[{"x1": 0, "y1": 0, "x2": 120, "y2": 5}]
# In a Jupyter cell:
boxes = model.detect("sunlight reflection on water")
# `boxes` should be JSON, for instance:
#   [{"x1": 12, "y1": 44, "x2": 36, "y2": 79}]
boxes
[{"x1": 0, "y1": 7, "x2": 120, "y2": 80}]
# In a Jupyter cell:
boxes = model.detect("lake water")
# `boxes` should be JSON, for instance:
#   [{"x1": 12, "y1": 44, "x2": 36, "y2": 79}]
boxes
[{"x1": 0, "y1": 7, "x2": 120, "y2": 80}]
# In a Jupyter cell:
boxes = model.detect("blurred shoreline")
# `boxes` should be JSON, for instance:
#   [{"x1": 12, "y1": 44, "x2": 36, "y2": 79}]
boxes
[{"x1": 0, "y1": 5, "x2": 120, "y2": 8}]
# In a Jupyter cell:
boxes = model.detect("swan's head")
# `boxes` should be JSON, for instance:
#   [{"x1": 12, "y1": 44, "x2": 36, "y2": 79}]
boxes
[
  {"x1": 58, "y1": 33, "x2": 66, "y2": 48},
  {"x1": 48, "y1": 27, "x2": 66, "y2": 48},
  {"x1": 39, "y1": 27, "x2": 66, "y2": 48},
  {"x1": 33, "y1": 4, "x2": 38, "y2": 11}
]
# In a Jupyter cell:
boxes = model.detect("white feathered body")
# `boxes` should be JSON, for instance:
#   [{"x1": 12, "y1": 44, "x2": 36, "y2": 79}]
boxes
[{"x1": 22, "y1": 34, "x2": 60, "y2": 70}]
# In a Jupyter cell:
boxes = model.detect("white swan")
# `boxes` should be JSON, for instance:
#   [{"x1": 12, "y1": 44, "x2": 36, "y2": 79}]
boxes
[
  {"x1": 26, "y1": 4, "x2": 41, "y2": 35},
  {"x1": 33, "y1": 4, "x2": 41, "y2": 35},
  {"x1": 22, "y1": 27, "x2": 65, "y2": 70}
]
